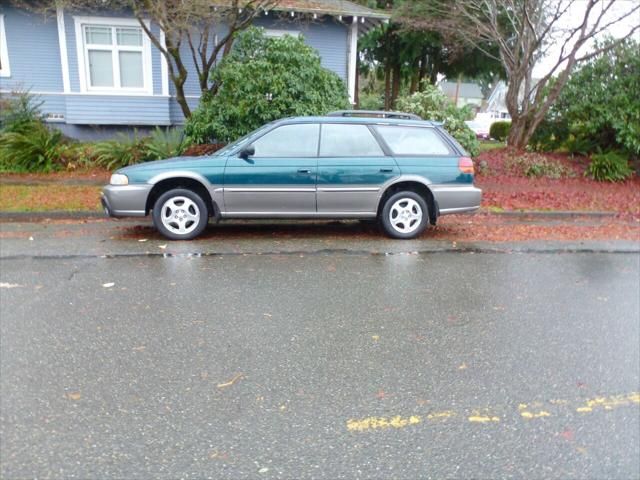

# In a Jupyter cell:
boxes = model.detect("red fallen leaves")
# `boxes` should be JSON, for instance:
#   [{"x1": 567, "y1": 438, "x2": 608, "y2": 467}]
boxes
[{"x1": 475, "y1": 148, "x2": 640, "y2": 218}]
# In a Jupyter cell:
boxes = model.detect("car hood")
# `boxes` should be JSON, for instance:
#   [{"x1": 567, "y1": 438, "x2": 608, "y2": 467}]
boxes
[{"x1": 117, "y1": 155, "x2": 225, "y2": 174}]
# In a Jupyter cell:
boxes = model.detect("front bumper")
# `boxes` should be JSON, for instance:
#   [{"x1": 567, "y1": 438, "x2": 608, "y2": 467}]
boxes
[
  {"x1": 101, "y1": 184, "x2": 152, "y2": 217},
  {"x1": 431, "y1": 185, "x2": 482, "y2": 215}
]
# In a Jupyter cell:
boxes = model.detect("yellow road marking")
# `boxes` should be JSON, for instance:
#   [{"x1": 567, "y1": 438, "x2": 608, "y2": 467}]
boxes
[
  {"x1": 575, "y1": 393, "x2": 640, "y2": 413},
  {"x1": 347, "y1": 415, "x2": 421, "y2": 432},
  {"x1": 468, "y1": 414, "x2": 500, "y2": 423},
  {"x1": 426, "y1": 411, "x2": 456, "y2": 420},
  {"x1": 519, "y1": 403, "x2": 552, "y2": 419},
  {"x1": 346, "y1": 392, "x2": 639, "y2": 432}
]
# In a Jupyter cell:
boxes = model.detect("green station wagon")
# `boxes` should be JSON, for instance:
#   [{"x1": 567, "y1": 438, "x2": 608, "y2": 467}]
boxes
[{"x1": 102, "y1": 111, "x2": 481, "y2": 240}]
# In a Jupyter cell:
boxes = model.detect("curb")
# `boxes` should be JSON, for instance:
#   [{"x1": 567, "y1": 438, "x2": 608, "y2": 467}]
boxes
[
  {"x1": 0, "y1": 211, "x2": 105, "y2": 220},
  {"x1": 484, "y1": 210, "x2": 617, "y2": 218}
]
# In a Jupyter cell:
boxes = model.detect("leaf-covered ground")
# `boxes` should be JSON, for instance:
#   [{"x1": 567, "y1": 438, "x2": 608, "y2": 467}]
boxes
[{"x1": 475, "y1": 148, "x2": 640, "y2": 218}]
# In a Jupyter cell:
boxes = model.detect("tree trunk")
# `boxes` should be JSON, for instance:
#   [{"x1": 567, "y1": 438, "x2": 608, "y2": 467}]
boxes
[
  {"x1": 507, "y1": 117, "x2": 528, "y2": 149},
  {"x1": 417, "y1": 54, "x2": 427, "y2": 91},
  {"x1": 384, "y1": 64, "x2": 392, "y2": 110},
  {"x1": 391, "y1": 63, "x2": 401, "y2": 109},
  {"x1": 175, "y1": 86, "x2": 191, "y2": 119}
]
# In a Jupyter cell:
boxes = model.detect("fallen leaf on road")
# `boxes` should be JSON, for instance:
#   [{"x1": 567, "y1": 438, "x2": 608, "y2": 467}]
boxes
[
  {"x1": 66, "y1": 392, "x2": 81, "y2": 401},
  {"x1": 102, "y1": 282, "x2": 115, "y2": 288},
  {"x1": 559, "y1": 429, "x2": 574, "y2": 441},
  {"x1": 0, "y1": 282, "x2": 23, "y2": 288},
  {"x1": 217, "y1": 373, "x2": 244, "y2": 389}
]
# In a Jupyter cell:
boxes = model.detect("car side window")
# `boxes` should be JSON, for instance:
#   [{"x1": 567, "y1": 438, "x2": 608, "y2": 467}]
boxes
[
  {"x1": 252, "y1": 124, "x2": 319, "y2": 157},
  {"x1": 319, "y1": 124, "x2": 385, "y2": 157},
  {"x1": 376, "y1": 126, "x2": 452, "y2": 156}
]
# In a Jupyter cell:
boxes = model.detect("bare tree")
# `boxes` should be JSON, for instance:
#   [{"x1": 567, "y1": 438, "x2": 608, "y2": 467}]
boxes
[
  {"x1": 12, "y1": 0, "x2": 279, "y2": 118},
  {"x1": 131, "y1": 0, "x2": 279, "y2": 118},
  {"x1": 421, "y1": 0, "x2": 640, "y2": 148}
]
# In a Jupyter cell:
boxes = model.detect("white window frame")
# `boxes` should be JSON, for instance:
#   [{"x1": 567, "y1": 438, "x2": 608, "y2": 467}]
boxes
[
  {"x1": 0, "y1": 14, "x2": 10, "y2": 77},
  {"x1": 73, "y1": 16, "x2": 153, "y2": 95},
  {"x1": 264, "y1": 29, "x2": 301, "y2": 39}
]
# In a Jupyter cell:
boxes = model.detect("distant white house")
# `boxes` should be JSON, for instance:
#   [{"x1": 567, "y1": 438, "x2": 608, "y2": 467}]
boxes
[
  {"x1": 438, "y1": 81, "x2": 484, "y2": 109},
  {"x1": 484, "y1": 81, "x2": 511, "y2": 120}
]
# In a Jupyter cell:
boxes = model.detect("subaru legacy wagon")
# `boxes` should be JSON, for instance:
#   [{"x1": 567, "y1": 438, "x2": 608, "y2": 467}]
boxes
[{"x1": 102, "y1": 111, "x2": 481, "y2": 240}]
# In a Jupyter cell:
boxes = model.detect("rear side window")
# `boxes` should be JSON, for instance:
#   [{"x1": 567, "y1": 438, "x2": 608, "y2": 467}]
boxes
[
  {"x1": 320, "y1": 124, "x2": 384, "y2": 157},
  {"x1": 376, "y1": 126, "x2": 452, "y2": 156},
  {"x1": 252, "y1": 123, "x2": 319, "y2": 157}
]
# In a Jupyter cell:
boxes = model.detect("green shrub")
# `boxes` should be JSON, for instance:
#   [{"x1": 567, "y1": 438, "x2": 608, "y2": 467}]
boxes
[
  {"x1": 145, "y1": 127, "x2": 191, "y2": 160},
  {"x1": 529, "y1": 115, "x2": 570, "y2": 152},
  {"x1": 186, "y1": 28, "x2": 349, "y2": 144},
  {"x1": 93, "y1": 131, "x2": 150, "y2": 170},
  {"x1": 586, "y1": 151, "x2": 633, "y2": 182},
  {"x1": 489, "y1": 121, "x2": 511, "y2": 142},
  {"x1": 505, "y1": 153, "x2": 575, "y2": 179},
  {"x1": 535, "y1": 38, "x2": 639, "y2": 156},
  {"x1": 0, "y1": 123, "x2": 64, "y2": 172},
  {"x1": 0, "y1": 91, "x2": 44, "y2": 134},
  {"x1": 395, "y1": 85, "x2": 480, "y2": 157},
  {"x1": 358, "y1": 92, "x2": 384, "y2": 111}
]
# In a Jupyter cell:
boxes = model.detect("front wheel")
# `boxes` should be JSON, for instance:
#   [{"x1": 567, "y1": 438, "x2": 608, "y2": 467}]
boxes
[
  {"x1": 379, "y1": 191, "x2": 429, "y2": 239},
  {"x1": 152, "y1": 188, "x2": 208, "y2": 240}
]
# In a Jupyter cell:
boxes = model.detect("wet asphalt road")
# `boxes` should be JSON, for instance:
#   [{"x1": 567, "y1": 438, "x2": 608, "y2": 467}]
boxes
[{"x1": 0, "y1": 231, "x2": 639, "y2": 479}]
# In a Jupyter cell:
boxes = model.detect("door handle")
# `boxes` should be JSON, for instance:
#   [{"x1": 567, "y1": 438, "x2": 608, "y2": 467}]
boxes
[
  {"x1": 297, "y1": 169, "x2": 312, "y2": 174},
  {"x1": 380, "y1": 168, "x2": 394, "y2": 173}
]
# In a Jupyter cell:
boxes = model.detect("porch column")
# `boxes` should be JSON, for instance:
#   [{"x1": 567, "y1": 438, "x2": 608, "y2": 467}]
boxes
[{"x1": 347, "y1": 16, "x2": 358, "y2": 105}]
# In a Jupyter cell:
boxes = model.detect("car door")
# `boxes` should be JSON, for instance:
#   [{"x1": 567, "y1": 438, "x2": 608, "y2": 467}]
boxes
[
  {"x1": 316, "y1": 123, "x2": 398, "y2": 214},
  {"x1": 223, "y1": 123, "x2": 319, "y2": 215}
]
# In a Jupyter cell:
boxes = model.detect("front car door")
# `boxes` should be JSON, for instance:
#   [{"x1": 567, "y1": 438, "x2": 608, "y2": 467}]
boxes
[
  {"x1": 316, "y1": 123, "x2": 398, "y2": 215},
  {"x1": 223, "y1": 123, "x2": 319, "y2": 215}
]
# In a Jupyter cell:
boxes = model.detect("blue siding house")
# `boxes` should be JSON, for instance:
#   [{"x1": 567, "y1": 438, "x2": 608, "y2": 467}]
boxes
[{"x1": 0, "y1": 1, "x2": 388, "y2": 139}]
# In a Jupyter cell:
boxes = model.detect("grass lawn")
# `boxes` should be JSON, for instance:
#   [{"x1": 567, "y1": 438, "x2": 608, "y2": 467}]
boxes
[
  {"x1": 0, "y1": 185, "x2": 102, "y2": 212},
  {"x1": 478, "y1": 140, "x2": 504, "y2": 152}
]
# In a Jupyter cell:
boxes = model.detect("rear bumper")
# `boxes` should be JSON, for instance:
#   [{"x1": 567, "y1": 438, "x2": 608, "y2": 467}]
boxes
[
  {"x1": 431, "y1": 185, "x2": 482, "y2": 215},
  {"x1": 101, "y1": 184, "x2": 152, "y2": 217}
]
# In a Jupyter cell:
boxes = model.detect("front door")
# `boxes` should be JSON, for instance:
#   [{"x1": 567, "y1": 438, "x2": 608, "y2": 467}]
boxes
[
  {"x1": 316, "y1": 123, "x2": 398, "y2": 214},
  {"x1": 223, "y1": 123, "x2": 319, "y2": 214}
]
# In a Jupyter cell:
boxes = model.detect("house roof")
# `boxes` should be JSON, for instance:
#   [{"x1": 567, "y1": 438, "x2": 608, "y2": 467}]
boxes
[
  {"x1": 439, "y1": 81, "x2": 484, "y2": 100},
  {"x1": 272, "y1": 0, "x2": 390, "y2": 19}
]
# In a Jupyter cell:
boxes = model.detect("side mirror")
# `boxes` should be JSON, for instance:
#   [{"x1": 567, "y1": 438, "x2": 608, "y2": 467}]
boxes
[{"x1": 239, "y1": 145, "x2": 255, "y2": 159}]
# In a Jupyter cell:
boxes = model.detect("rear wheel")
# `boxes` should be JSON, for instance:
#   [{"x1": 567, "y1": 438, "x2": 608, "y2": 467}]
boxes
[
  {"x1": 379, "y1": 191, "x2": 429, "y2": 239},
  {"x1": 152, "y1": 188, "x2": 208, "y2": 240}
]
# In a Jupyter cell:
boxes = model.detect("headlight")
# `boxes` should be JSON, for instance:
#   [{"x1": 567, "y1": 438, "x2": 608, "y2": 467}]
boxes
[{"x1": 110, "y1": 173, "x2": 129, "y2": 186}]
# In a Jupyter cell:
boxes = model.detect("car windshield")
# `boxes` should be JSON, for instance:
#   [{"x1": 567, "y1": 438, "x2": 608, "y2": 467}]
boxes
[{"x1": 212, "y1": 122, "x2": 278, "y2": 156}]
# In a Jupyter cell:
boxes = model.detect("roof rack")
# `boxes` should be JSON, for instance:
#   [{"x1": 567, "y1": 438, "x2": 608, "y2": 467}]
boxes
[{"x1": 326, "y1": 110, "x2": 422, "y2": 121}]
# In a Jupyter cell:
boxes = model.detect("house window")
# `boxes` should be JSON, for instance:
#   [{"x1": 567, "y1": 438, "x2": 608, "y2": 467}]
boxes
[
  {"x1": 74, "y1": 17, "x2": 152, "y2": 94},
  {"x1": 0, "y1": 14, "x2": 10, "y2": 77}
]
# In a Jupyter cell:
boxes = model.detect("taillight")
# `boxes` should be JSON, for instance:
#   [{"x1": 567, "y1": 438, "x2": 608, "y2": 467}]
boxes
[{"x1": 458, "y1": 156, "x2": 474, "y2": 174}]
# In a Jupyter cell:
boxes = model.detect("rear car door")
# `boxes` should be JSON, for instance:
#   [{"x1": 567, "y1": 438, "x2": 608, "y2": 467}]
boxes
[
  {"x1": 375, "y1": 125, "x2": 472, "y2": 212},
  {"x1": 223, "y1": 123, "x2": 319, "y2": 214},
  {"x1": 316, "y1": 123, "x2": 398, "y2": 214}
]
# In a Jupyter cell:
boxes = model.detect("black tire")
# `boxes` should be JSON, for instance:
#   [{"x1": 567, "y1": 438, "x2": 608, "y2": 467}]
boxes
[
  {"x1": 152, "y1": 188, "x2": 209, "y2": 240},
  {"x1": 379, "y1": 190, "x2": 429, "y2": 239}
]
